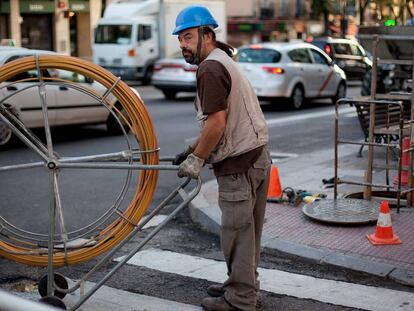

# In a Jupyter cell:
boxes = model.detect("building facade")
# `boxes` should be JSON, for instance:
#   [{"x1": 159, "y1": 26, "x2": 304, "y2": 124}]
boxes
[
  {"x1": 0, "y1": 0, "x2": 102, "y2": 59},
  {"x1": 225, "y1": 0, "x2": 317, "y2": 47},
  {"x1": 1, "y1": 0, "x2": 399, "y2": 59}
]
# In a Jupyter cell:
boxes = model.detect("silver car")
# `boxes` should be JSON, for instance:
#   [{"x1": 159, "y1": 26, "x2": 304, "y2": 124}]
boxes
[
  {"x1": 151, "y1": 52, "x2": 197, "y2": 100},
  {"x1": 0, "y1": 48, "x2": 125, "y2": 146},
  {"x1": 236, "y1": 42, "x2": 347, "y2": 109}
]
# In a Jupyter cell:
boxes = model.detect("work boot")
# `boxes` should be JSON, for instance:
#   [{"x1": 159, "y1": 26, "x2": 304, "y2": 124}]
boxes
[
  {"x1": 207, "y1": 284, "x2": 225, "y2": 297},
  {"x1": 201, "y1": 296, "x2": 238, "y2": 311}
]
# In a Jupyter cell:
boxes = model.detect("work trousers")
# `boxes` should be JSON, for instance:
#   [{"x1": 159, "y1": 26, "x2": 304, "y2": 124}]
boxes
[{"x1": 217, "y1": 147, "x2": 271, "y2": 311}]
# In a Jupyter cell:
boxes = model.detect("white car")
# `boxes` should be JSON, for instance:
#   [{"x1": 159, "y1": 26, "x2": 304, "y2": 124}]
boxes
[
  {"x1": 236, "y1": 42, "x2": 347, "y2": 109},
  {"x1": 0, "y1": 48, "x2": 125, "y2": 146},
  {"x1": 151, "y1": 52, "x2": 197, "y2": 100}
]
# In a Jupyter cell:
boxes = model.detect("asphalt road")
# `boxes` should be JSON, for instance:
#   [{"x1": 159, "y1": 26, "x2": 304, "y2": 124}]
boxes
[{"x1": 2, "y1": 83, "x2": 407, "y2": 311}]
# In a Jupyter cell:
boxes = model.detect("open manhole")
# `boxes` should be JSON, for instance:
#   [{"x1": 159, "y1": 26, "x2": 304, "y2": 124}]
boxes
[
  {"x1": 344, "y1": 191, "x2": 408, "y2": 208},
  {"x1": 302, "y1": 198, "x2": 378, "y2": 225}
]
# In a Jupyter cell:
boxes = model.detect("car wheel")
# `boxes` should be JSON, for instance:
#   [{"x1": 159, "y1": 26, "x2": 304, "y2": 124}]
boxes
[
  {"x1": 332, "y1": 82, "x2": 347, "y2": 104},
  {"x1": 107, "y1": 104, "x2": 130, "y2": 135},
  {"x1": 361, "y1": 69, "x2": 389, "y2": 96},
  {"x1": 162, "y1": 90, "x2": 177, "y2": 100},
  {"x1": 361, "y1": 70, "x2": 372, "y2": 96},
  {"x1": 0, "y1": 119, "x2": 12, "y2": 146},
  {"x1": 290, "y1": 85, "x2": 304, "y2": 109},
  {"x1": 141, "y1": 66, "x2": 153, "y2": 86}
]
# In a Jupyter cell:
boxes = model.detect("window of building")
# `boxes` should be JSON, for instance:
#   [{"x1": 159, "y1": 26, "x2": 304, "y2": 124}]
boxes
[
  {"x1": 20, "y1": 14, "x2": 53, "y2": 50},
  {"x1": 0, "y1": 15, "x2": 9, "y2": 40}
]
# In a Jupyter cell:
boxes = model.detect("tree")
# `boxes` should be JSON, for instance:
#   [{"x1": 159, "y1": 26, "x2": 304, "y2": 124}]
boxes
[
  {"x1": 359, "y1": 0, "x2": 373, "y2": 25},
  {"x1": 311, "y1": 0, "x2": 334, "y2": 35},
  {"x1": 407, "y1": 0, "x2": 414, "y2": 20}
]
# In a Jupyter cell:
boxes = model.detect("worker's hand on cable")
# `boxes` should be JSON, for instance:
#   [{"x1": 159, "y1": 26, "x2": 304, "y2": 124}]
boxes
[
  {"x1": 172, "y1": 146, "x2": 193, "y2": 165},
  {"x1": 177, "y1": 153, "x2": 204, "y2": 179}
]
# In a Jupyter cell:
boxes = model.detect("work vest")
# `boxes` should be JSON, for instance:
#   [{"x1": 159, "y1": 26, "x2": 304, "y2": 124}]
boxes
[{"x1": 195, "y1": 48, "x2": 268, "y2": 163}]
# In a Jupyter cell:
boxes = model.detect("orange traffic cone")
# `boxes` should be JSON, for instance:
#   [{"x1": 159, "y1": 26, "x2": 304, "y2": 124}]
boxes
[
  {"x1": 394, "y1": 137, "x2": 411, "y2": 186},
  {"x1": 267, "y1": 165, "x2": 282, "y2": 201},
  {"x1": 367, "y1": 201, "x2": 401, "y2": 245}
]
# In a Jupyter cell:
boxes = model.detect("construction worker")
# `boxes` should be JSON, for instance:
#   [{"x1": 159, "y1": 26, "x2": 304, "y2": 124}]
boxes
[{"x1": 172, "y1": 5, "x2": 271, "y2": 311}]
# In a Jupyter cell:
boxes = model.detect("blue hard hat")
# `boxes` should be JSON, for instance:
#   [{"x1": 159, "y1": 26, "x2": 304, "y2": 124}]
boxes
[{"x1": 172, "y1": 5, "x2": 218, "y2": 35}]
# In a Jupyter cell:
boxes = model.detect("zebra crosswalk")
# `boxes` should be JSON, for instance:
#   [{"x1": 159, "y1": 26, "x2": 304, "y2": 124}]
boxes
[
  {"x1": 115, "y1": 248, "x2": 414, "y2": 311},
  {"x1": 5, "y1": 246, "x2": 414, "y2": 311}
]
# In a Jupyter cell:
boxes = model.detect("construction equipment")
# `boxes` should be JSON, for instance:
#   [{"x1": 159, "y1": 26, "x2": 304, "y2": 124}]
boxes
[{"x1": 0, "y1": 54, "x2": 201, "y2": 310}]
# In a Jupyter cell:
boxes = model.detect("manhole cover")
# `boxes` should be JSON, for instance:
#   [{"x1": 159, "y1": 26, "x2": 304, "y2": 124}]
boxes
[{"x1": 302, "y1": 199, "x2": 379, "y2": 225}]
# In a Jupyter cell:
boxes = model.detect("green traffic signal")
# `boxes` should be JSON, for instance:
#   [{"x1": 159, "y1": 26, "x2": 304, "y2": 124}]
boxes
[{"x1": 384, "y1": 19, "x2": 396, "y2": 27}]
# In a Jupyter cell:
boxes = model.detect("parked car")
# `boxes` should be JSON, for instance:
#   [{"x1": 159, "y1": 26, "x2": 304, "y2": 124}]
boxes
[
  {"x1": 151, "y1": 52, "x2": 197, "y2": 100},
  {"x1": 0, "y1": 48, "x2": 125, "y2": 146},
  {"x1": 307, "y1": 37, "x2": 372, "y2": 81},
  {"x1": 236, "y1": 42, "x2": 347, "y2": 109}
]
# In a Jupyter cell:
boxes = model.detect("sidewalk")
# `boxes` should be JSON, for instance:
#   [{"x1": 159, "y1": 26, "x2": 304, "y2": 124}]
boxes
[{"x1": 189, "y1": 144, "x2": 414, "y2": 287}]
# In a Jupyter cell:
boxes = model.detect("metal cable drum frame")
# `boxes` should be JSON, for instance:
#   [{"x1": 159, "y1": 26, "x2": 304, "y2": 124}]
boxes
[{"x1": 0, "y1": 55, "x2": 159, "y2": 266}]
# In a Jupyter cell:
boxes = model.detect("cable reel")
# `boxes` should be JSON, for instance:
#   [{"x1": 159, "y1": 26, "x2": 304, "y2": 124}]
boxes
[{"x1": 0, "y1": 54, "x2": 159, "y2": 266}]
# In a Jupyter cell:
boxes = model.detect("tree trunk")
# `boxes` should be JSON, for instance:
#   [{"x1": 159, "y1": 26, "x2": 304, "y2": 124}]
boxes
[
  {"x1": 323, "y1": 10, "x2": 330, "y2": 35},
  {"x1": 360, "y1": 1, "x2": 365, "y2": 25}
]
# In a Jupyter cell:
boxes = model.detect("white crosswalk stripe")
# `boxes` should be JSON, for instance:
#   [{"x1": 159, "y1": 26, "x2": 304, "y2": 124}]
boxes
[
  {"x1": 2, "y1": 281, "x2": 201, "y2": 311},
  {"x1": 63, "y1": 281, "x2": 201, "y2": 311},
  {"x1": 115, "y1": 248, "x2": 414, "y2": 311}
]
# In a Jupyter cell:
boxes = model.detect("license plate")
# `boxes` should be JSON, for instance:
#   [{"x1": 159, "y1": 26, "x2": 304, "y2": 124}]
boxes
[{"x1": 163, "y1": 68, "x2": 181, "y2": 74}]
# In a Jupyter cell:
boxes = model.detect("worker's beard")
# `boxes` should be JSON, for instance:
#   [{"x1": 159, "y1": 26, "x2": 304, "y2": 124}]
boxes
[{"x1": 182, "y1": 48, "x2": 197, "y2": 65}]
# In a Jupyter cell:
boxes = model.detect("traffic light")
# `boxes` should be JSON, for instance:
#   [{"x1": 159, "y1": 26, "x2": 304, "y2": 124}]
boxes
[{"x1": 384, "y1": 19, "x2": 396, "y2": 27}]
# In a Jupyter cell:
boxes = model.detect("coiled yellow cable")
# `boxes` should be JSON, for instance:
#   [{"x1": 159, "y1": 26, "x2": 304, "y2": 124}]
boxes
[{"x1": 0, "y1": 55, "x2": 159, "y2": 266}]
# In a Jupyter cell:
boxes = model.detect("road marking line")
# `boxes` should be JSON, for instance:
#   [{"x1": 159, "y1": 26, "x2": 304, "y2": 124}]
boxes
[
  {"x1": 62, "y1": 281, "x2": 201, "y2": 311},
  {"x1": 139, "y1": 215, "x2": 168, "y2": 229},
  {"x1": 115, "y1": 249, "x2": 414, "y2": 311},
  {"x1": 185, "y1": 106, "x2": 357, "y2": 144},
  {"x1": 266, "y1": 106, "x2": 355, "y2": 127},
  {"x1": 1, "y1": 281, "x2": 201, "y2": 311}
]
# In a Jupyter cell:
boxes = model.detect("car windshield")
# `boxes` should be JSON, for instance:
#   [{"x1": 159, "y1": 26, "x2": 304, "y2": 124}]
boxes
[
  {"x1": 237, "y1": 48, "x2": 281, "y2": 63},
  {"x1": 95, "y1": 24, "x2": 132, "y2": 44}
]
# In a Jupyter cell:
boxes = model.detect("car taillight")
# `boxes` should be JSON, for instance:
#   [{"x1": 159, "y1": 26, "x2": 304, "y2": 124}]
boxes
[
  {"x1": 262, "y1": 66, "x2": 284, "y2": 74},
  {"x1": 128, "y1": 49, "x2": 136, "y2": 57},
  {"x1": 154, "y1": 64, "x2": 184, "y2": 71},
  {"x1": 249, "y1": 44, "x2": 263, "y2": 49},
  {"x1": 324, "y1": 44, "x2": 331, "y2": 56}
]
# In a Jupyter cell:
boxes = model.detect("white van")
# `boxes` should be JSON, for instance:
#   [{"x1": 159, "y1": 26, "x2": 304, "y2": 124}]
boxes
[{"x1": 92, "y1": 0, "x2": 226, "y2": 84}]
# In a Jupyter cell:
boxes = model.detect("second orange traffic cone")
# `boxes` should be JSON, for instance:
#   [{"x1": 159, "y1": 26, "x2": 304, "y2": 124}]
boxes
[
  {"x1": 267, "y1": 165, "x2": 282, "y2": 200},
  {"x1": 394, "y1": 137, "x2": 410, "y2": 186},
  {"x1": 367, "y1": 201, "x2": 402, "y2": 245}
]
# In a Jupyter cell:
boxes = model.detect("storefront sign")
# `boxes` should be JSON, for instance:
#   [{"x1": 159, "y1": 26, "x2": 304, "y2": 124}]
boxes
[
  {"x1": 19, "y1": 0, "x2": 55, "y2": 13},
  {"x1": 69, "y1": 0, "x2": 89, "y2": 12}
]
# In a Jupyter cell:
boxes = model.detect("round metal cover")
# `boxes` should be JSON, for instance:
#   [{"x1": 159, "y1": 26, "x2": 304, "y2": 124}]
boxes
[{"x1": 302, "y1": 199, "x2": 378, "y2": 225}]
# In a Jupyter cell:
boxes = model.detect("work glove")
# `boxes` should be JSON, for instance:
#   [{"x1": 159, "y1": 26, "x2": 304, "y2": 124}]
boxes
[
  {"x1": 172, "y1": 146, "x2": 193, "y2": 165},
  {"x1": 177, "y1": 153, "x2": 204, "y2": 179}
]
